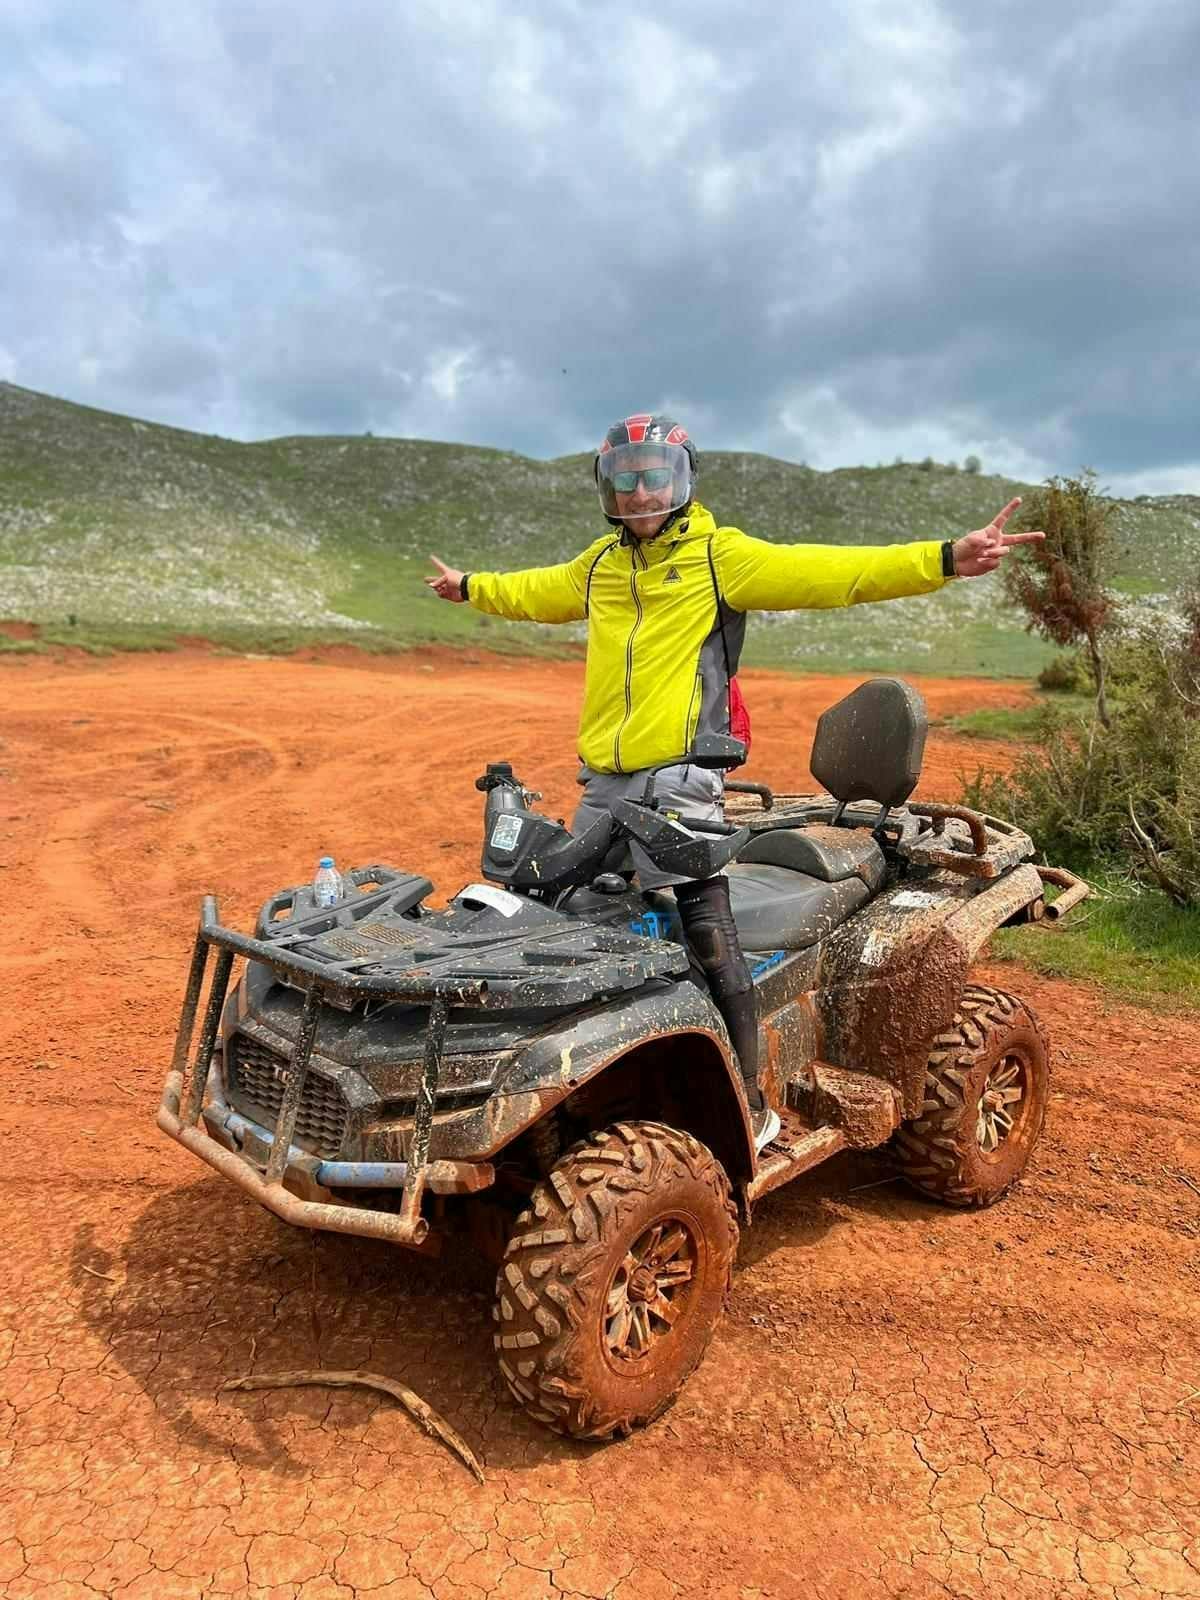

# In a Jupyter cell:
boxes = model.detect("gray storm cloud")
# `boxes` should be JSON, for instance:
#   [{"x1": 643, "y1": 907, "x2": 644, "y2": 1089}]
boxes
[{"x1": 1, "y1": 0, "x2": 1197, "y2": 492}]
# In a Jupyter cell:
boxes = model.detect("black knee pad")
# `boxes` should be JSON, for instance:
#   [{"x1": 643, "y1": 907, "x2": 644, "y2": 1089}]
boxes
[{"x1": 674, "y1": 875, "x2": 752, "y2": 1002}]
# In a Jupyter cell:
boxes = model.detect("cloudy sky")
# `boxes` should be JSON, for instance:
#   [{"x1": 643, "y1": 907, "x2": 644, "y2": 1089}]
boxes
[{"x1": 2, "y1": 0, "x2": 1197, "y2": 492}]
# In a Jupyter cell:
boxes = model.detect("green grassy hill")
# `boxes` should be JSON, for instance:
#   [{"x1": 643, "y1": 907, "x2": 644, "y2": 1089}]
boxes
[{"x1": 2, "y1": 380, "x2": 1196, "y2": 675}]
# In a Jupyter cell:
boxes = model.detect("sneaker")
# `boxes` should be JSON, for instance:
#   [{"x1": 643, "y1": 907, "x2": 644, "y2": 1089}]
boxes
[{"x1": 750, "y1": 1104, "x2": 781, "y2": 1153}]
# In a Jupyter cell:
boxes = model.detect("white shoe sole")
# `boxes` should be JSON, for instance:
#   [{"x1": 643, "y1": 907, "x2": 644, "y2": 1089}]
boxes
[{"x1": 753, "y1": 1108, "x2": 781, "y2": 1153}]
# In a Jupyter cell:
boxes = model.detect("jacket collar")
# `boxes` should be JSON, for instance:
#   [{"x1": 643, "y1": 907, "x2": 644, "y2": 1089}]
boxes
[{"x1": 617, "y1": 501, "x2": 715, "y2": 549}]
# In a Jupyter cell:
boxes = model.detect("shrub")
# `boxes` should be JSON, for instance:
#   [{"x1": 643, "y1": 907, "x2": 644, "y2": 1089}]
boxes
[
  {"x1": 963, "y1": 603, "x2": 1200, "y2": 905},
  {"x1": 1036, "y1": 652, "x2": 1082, "y2": 693},
  {"x1": 918, "y1": 456, "x2": 935, "y2": 472},
  {"x1": 963, "y1": 454, "x2": 982, "y2": 475}
]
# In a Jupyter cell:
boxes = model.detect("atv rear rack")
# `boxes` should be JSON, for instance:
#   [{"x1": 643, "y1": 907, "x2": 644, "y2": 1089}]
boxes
[{"x1": 157, "y1": 896, "x2": 491, "y2": 1251}]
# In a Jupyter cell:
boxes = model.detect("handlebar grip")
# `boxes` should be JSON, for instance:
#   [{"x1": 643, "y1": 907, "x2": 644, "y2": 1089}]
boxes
[{"x1": 674, "y1": 813, "x2": 741, "y2": 836}]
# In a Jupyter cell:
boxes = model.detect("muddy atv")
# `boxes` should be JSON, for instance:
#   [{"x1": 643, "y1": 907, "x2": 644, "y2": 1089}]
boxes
[{"x1": 158, "y1": 677, "x2": 1087, "y2": 1440}]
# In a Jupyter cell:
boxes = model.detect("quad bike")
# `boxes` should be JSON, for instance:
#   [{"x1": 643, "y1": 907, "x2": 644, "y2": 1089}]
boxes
[{"x1": 158, "y1": 677, "x2": 1088, "y2": 1439}]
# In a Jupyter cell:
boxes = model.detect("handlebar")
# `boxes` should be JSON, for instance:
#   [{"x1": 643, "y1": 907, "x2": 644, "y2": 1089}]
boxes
[
  {"x1": 666, "y1": 813, "x2": 743, "y2": 837},
  {"x1": 479, "y1": 759, "x2": 751, "y2": 894}
]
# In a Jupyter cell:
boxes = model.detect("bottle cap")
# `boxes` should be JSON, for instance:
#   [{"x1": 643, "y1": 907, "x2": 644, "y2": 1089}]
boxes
[{"x1": 319, "y1": 856, "x2": 334, "y2": 868}]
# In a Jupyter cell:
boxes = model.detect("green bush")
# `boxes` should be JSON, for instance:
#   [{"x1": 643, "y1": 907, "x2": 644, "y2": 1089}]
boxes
[
  {"x1": 962, "y1": 602, "x2": 1200, "y2": 906},
  {"x1": 964, "y1": 454, "x2": 982, "y2": 475},
  {"x1": 1036, "y1": 652, "x2": 1082, "y2": 693}
]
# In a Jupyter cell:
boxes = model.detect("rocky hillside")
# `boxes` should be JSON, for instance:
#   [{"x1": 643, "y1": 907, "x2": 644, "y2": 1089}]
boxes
[{"x1": 2, "y1": 381, "x2": 1195, "y2": 673}]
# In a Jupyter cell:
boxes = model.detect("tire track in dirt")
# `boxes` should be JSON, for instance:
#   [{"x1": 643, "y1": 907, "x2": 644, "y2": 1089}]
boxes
[{"x1": 0, "y1": 647, "x2": 1196, "y2": 1600}]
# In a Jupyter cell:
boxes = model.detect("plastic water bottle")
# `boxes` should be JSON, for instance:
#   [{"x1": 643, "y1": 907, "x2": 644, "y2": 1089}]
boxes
[{"x1": 313, "y1": 856, "x2": 344, "y2": 908}]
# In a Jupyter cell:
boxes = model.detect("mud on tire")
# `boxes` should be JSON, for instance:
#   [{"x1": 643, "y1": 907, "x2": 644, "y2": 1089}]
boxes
[
  {"x1": 494, "y1": 1120, "x2": 738, "y2": 1440},
  {"x1": 892, "y1": 985, "x2": 1050, "y2": 1208}
]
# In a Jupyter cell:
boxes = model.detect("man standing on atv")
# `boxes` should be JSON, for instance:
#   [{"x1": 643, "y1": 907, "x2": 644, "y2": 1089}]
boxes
[{"x1": 426, "y1": 413, "x2": 1042, "y2": 1149}]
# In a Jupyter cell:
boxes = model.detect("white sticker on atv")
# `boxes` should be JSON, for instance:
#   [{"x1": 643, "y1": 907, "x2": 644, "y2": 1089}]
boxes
[
  {"x1": 489, "y1": 814, "x2": 524, "y2": 850},
  {"x1": 891, "y1": 890, "x2": 941, "y2": 910},
  {"x1": 457, "y1": 883, "x2": 523, "y2": 917}
]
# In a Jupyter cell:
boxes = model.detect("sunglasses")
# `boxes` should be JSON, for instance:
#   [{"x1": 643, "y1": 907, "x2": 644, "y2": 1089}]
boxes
[{"x1": 609, "y1": 467, "x2": 674, "y2": 493}]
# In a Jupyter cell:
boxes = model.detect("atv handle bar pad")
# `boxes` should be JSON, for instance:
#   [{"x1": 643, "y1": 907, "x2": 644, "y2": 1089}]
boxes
[{"x1": 480, "y1": 759, "x2": 750, "y2": 892}]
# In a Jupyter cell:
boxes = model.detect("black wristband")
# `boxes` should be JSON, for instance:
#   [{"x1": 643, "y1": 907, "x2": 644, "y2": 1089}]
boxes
[
  {"x1": 940, "y1": 540, "x2": 957, "y2": 578},
  {"x1": 460, "y1": 573, "x2": 471, "y2": 600}
]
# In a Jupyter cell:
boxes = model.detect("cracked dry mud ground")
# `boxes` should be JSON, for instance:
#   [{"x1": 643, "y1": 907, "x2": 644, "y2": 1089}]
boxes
[{"x1": 1, "y1": 648, "x2": 1197, "y2": 1600}]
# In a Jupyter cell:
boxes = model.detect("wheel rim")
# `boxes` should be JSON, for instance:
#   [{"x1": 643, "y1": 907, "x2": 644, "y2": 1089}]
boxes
[
  {"x1": 603, "y1": 1217, "x2": 698, "y2": 1368},
  {"x1": 976, "y1": 1051, "x2": 1027, "y2": 1156}
]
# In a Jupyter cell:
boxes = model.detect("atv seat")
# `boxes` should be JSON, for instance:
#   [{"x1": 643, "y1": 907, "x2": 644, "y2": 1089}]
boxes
[
  {"x1": 725, "y1": 861, "x2": 873, "y2": 952},
  {"x1": 738, "y1": 823, "x2": 886, "y2": 891},
  {"x1": 720, "y1": 677, "x2": 923, "y2": 952}
]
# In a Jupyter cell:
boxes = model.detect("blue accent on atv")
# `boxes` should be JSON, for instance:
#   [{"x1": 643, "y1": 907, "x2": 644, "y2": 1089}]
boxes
[
  {"x1": 629, "y1": 909, "x2": 681, "y2": 941},
  {"x1": 749, "y1": 950, "x2": 786, "y2": 979}
]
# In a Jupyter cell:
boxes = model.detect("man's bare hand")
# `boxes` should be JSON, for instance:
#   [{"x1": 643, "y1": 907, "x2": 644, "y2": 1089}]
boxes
[
  {"x1": 425, "y1": 554, "x2": 466, "y2": 602},
  {"x1": 952, "y1": 499, "x2": 1045, "y2": 578}
]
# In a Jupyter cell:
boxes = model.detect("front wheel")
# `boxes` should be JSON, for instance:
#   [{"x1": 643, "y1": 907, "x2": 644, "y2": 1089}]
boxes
[
  {"x1": 892, "y1": 985, "x2": 1050, "y2": 1207},
  {"x1": 494, "y1": 1120, "x2": 738, "y2": 1439}
]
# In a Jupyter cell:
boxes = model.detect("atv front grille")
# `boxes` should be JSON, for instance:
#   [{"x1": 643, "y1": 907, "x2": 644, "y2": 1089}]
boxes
[{"x1": 227, "y1": 1033, "x2": 349, "y2": 1158}]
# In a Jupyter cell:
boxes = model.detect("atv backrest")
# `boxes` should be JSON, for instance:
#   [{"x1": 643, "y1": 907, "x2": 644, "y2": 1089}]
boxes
[{"x1": 809, "y1": 678, "x2": 927, "y2": 810}]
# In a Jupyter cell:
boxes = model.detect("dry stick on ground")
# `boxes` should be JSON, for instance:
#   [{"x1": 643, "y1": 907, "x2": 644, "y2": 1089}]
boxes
[
  {"x1": 221, "y1": 1371, "x2": 485, "y2": 1483},
  {"x1": 80, "y1": 1264, "x2": 117, "y2": 1282},
  {"x1": 1164, "y1": 1165, "x2": 1200, "y2": 1201}
]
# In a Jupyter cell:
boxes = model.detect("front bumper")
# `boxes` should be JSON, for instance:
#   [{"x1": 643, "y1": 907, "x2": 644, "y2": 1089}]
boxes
[
  {"x1": 158, "y1": 1067, "x2": 493, "y2": 1252},
  {"x1": 157, "y1": 896, "x2": 495, "y2": 1253}
]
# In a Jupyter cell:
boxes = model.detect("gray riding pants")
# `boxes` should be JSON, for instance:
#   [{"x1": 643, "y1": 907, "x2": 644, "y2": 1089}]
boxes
[{"x1": 572, "y1": 762, "x2": 725, "y2": 889}]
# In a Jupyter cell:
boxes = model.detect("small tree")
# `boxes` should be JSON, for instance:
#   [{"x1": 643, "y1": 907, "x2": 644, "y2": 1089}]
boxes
[
  {"x1": 963, "y1": 454, "x2": 982, "y2": 475},
  {"x1": 1004, "y1": 470, "x2": 1116, "y2": 726}
]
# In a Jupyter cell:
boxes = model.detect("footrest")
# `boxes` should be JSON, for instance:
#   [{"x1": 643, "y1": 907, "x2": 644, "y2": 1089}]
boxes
[{"x1": 747, "y1": 1110, "x2": 846, "y2": 1204}]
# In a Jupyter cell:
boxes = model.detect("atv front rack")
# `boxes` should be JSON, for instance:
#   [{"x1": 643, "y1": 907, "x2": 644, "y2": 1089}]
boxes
[{"x1": 157, "y1": 896, "x2": 492, "y2": 1251}]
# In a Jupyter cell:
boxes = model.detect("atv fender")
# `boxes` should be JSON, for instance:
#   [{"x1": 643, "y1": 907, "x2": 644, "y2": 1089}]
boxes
[
  {"x1": 813, "y1": 863, "x2": 1043, "y2": 1120},
  {"x1": 422, "y1": 981, "x2": 757, "y2": 1184}
]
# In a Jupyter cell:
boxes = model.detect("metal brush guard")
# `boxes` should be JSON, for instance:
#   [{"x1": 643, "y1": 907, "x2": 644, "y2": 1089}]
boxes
[{"x1": 157, "y1": 895, "x2": 489, "y2": 1251}]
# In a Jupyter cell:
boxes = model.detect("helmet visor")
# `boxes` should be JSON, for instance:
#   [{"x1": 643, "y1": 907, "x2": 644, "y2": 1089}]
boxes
[{"x1": 597, "y1": 441, "x2": 693, "y2": 522}]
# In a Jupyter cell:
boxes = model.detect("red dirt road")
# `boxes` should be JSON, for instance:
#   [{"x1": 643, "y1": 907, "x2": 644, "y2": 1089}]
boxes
[{"x1": 1, "y1": 649, "x2": 1197, "y2": 1600}]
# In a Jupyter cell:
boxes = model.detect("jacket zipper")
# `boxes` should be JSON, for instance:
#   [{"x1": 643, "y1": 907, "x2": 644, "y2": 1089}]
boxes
[
  {"x1": 683, "y1": 669, "x2": 702, "y2": 754},
  {"x1": 613, "y1": 543, "x2": 646, "y2": 772}
]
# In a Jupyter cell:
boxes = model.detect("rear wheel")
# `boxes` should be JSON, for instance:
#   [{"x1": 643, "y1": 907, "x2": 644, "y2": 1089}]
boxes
[
  {"x1": 494, "y1": 1120, "x2": 738, "y2": 1439},
  {"x1": 892, "y1": 985, "x2": 1050, "y2": 1207}
]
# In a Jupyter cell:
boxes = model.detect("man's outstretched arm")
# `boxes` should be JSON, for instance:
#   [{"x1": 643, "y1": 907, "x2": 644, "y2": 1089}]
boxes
[
  {"x1": 425, "y1": 539, "x2": 612, "y2": 623},
  {"x1": 717, "y1": 499, "x2": 1044, "y2": 611}
]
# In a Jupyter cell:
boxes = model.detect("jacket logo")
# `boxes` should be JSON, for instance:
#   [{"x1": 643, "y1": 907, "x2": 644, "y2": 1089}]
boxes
[{"x1": 663, "y1": 566, "x2": 682, "y2": 584}]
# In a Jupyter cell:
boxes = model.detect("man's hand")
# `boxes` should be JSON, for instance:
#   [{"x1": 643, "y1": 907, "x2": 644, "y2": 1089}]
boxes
[
  {"x1": 425, "y1": 554, "x2": 466, "y2": 602},
  {"x1": 952, "y1": 498, "x2": 1045, "y2": 578}
]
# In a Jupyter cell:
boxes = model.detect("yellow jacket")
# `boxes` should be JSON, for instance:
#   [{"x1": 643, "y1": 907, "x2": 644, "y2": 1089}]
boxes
[{"x1": 467, "y1": 502, "x2": 947, "y2": 774}]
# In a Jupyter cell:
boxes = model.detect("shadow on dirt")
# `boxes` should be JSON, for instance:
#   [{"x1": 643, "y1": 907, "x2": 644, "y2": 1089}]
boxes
[
  {"x1": 735, "y1": 1147, "x2": 939, "y2": 1271},
  {"x1": 69, "y1": 1177, "x2": 587, "y2": 1477},
  {"x1": 69, "y1": 1147, "x2": 945, "y2": 1477}
]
